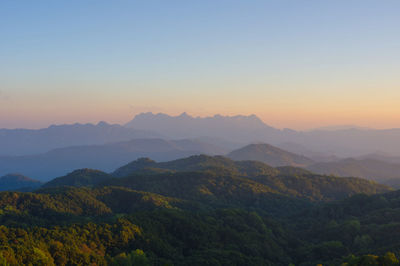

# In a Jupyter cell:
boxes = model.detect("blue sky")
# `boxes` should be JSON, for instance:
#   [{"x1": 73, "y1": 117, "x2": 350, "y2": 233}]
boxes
[{"x1": 1, "y1": 1, "x2": 400, "y2": 129}]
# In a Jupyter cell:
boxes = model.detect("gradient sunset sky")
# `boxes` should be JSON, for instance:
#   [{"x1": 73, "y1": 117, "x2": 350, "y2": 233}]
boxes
[{"x1": 1, "y1": 1, "x2": 400, "y2": 130}]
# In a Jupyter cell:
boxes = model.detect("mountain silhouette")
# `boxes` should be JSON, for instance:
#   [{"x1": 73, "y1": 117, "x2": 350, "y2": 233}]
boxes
[
  {"x1": 227, "y1": 143, "x2": 314, "y2": 167},
  {"x1": 125, "y1": 112, "x2": 279, "y2": 141},
  {"x1": 0, "y1": 174, "x2": 42, "y2": 191}
]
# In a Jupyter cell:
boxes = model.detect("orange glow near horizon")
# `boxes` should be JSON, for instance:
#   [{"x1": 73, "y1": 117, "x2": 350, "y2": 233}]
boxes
[
  {"x1": 2, "y1": 0, "x2": 400, "y2": 131},
  {"x1": 1, "y1": 79, "x2": 400, "y2": 130},
  {"x1": 2, "y1": 103, "x2": 400, "y2": 131}
]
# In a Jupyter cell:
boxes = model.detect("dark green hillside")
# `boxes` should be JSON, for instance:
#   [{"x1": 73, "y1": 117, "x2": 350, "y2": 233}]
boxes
[
  {"x1": 0, "y1": 154, "x2": 396, "y2": 265},
  {"x1": 104, "y1": 171, "x2": 311, "y2": 216},
  {"x1": 0, "y1": 216, "x2": 145, "y2": 265},
  {"x1": 109, "y1": 170, "x2": 389, "y2": 203},
  {"x1": 0, "y1": 185, "x2": 299, "y2": 265},
  {"x1": 42, "y1": 169, "x2": 112, "y2": 188},
  {"x1": 37, "y1": 155, "x2": 391, "y2": 213},
  {"x1": 126, "y1": 208, "x2": 297, "y2": 266},
  {"x1": 112, "y1": 154, "x2": 278, "y2": 178},
  {"x1": 93, "y1": 186, "x2": 185, "y2": 213},
  {"x1": 0, "y1": 198, "x2": 297, "y2": 265},
  {"x1": 251, "y1": 174, "x2": 389, "y2": 202},
  {"x1": 108, "y1": 155, "x2": 390, "y2": 204},
  {"x1": 112, "y1": 157, "x2": 159, "y2": 177},
  {"x1": 0, "y1": 180, "x2": 396, "y2": 265},
  {"x1": 41, "y1": 155, "x2": 393, "y2": 202},
  {"x1": 287, "y1": 190, "x2": 400, "y2": 265},
  {"x1": 0, "y1": 189, "x2": 110, "y2": 226},
  {"x1": 0, "y1": 186, "x2": 186, "y2": 226}
]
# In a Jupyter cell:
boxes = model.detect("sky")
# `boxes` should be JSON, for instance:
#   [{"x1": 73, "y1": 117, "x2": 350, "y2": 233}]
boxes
[{"x1": 1, "y1": 0, "x2": 400, "y2": 130}]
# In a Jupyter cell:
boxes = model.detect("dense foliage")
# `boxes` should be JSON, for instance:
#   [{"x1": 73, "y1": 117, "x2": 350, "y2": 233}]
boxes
[
  {"x1": 227, "y1": 143, "x2": 314, "y2": 167},
  {"x1": 112, "y1": 155, "x2": 280, "y2": 178},
  {"x1": 109, "y1": 155, "x2": 389, "y2": 204},
  {"x1": 0, "y1": 155, "x2": 398, "y2": 265},
  {"x1": 42, "y1": 169, "x2": 112, "y2": 188},
  {"x1": 0, "y1": 185, "x2": 399, "y2": 265}
]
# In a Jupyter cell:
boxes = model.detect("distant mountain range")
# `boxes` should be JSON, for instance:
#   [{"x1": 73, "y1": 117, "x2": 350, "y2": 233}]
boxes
[
  {"x1": 4, "y1": 136, "x2": 400, "y2": 185},
  {"x1": 3, "y1": 112, "x2": 400, "y2": 158},
  {"x1": 357, "y1": 152, "x2": 400, "y2": 165},
  {"x1": 0, "y1": 174, "x2": 42, "y2": 191},
  {"x1": 0, "y1": 138, "x2": 228, "y2": 181},
  {"x1": 310, "y1": 125, "x2": 372, "y2": 131},
  {"x1": 226, "y1": 143, "x2": 400, "y2": 186},
  {"x1": 3, "y1": 112, "x2": 400, "y2": 183},
  {"x1": 276, "y1": 142, "x2": 339, "y2": 162},
  {"x1": 0, "y1": 122, "x2": 162, "y2": 156},
  {"x1": 125, "y1": 112, "x2": 278, "y2": 141},
  {"x1": 126, "y1": 112, "x2": 400, "y2": 157},
  {"x1": 223, "y1": 143, "x2": 400, "y2": 185},
  {"x1": 307, "y1": 158, "x2": 400, "y2": 185}
]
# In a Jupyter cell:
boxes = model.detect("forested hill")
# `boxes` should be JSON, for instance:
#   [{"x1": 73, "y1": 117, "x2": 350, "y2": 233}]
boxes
[
  {"x1": 227, "y1": 143, "x2": 314, "y2": 167},
  {"x1": 0, "y1": 174, "x2": 398, "y2": 265},
  {"x1": 287, "y1": 190, "x2": 400, "y2": 265},
  {"x1": 0, "y1": 185, "x2": 300, "y2": 265},
  {"x1": 105, "y1": 169, "x2": 390, "y2": 206},
  {"x1": 0, "y1": 154, "x2": 395, "y2": 265},
  {"x1": 42, "y1": 169, "x2": 112, "y2": 188},
  {"x1": 112, "y1": 154, "x2": 279, "y2": 177},
  {"x1": 43, "y1": 154, "x2": 390, "y2": 206}
]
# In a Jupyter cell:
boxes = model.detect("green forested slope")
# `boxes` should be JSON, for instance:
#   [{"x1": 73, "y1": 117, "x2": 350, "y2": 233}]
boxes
[
  {"x1": 112, "y1": 154, "x2": 280, "y2": 177},
  {"x1": 42, "y1": 169, "x2": 112, "y2": 188},
  {"x1": 227, "y1": 143, "x2": 314, "y2": 167},
  {"x1": 0, "y1": 155, "x2": 397, "y2": 265},
  {"x1": 0, "y1": 184, "x2": 399, "y2": 265}
]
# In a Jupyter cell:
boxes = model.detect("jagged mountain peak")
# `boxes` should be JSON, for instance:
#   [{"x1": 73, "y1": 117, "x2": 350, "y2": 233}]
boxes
[{"x1": 125, "y1": 112, "x2": 276, "y2": 141}]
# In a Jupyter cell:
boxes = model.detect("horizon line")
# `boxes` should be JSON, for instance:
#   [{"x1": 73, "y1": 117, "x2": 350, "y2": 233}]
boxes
[{"x1": 0, "y1": 111, "x2": 397, "y2": 132}]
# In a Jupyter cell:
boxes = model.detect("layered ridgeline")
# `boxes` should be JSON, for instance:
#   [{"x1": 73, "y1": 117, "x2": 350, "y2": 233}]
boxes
[
  {"x1": 307, "y1": 158, "x2": 400, "y2": 187},
  {"x1": 0, "y1": 154, "x2": 396, "y2": 265},
  {"x1": 0, "y1": 122, "x2": 162, "y2": 156},
  {"x1": 0, "y1": 138, "x2": 228, "y2": 181},
  {"x1": 0, "y1": 174, "x2": 42, "y2": 192},
  {"x1": 227, "y1": 143, "x2": 400, "y2": 187},
  {"x1": 42, "y1": 154, "x2": 390, "y2": 204},
  {"x1": 4, "y1": 112, "x2": 400, "y2": 158}
]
